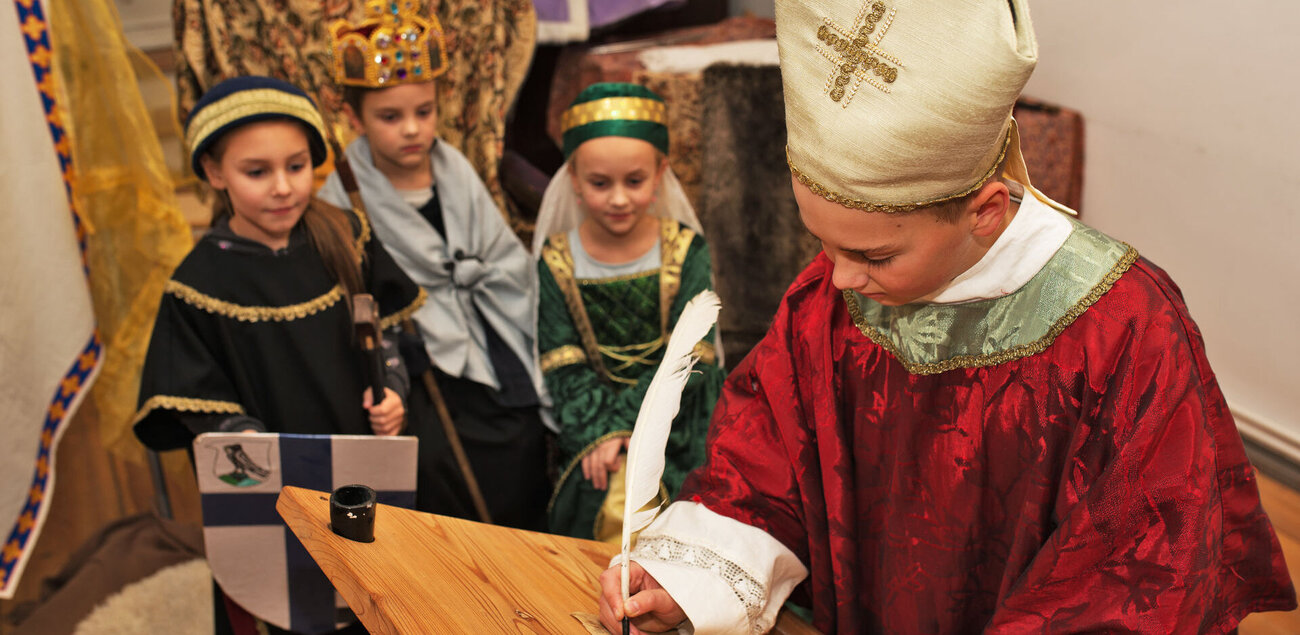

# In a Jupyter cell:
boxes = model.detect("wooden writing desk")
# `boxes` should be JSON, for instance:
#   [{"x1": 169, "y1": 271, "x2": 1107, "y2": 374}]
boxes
[{"x1": 277, "y1": 486, "x2": 819, "y2": 634}]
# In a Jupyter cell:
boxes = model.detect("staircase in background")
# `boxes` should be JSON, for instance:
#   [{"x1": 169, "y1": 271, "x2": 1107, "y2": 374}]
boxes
[{"x1": 138, "y1": 46, "x2": 209, "y2": 237}]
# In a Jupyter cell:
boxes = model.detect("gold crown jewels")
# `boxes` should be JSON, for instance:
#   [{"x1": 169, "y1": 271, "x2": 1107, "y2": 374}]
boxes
[{"x1": 329, "y1": 0, "x2": 449, "y2": 88}]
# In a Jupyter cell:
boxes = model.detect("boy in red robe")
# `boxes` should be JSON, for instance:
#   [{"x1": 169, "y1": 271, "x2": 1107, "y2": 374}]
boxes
[{"x1": 597, "y1": 1, "x2": 1297, "y2": 633}]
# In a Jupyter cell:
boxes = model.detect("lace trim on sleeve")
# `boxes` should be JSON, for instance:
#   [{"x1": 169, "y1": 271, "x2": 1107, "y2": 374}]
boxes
[{"x1": 633, "y1": 534, "x2": 767, "y2": 633}]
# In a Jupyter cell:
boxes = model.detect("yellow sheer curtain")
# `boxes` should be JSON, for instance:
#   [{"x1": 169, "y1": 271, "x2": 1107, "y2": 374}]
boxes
[{"x1": 49, "y1": 0, "x2": 193, "y2": 459}]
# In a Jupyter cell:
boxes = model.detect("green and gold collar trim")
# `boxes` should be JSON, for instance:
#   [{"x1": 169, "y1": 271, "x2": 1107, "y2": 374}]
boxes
[
  {"x1": 845, "y1": 221, "x2": 1139, "y2": 375},
  {"x1": 540, "y1": 221, "x2": 697, "y2": 385},
  {"x1": 577, "y1": 269, "x2": 659, "y2": 285}
]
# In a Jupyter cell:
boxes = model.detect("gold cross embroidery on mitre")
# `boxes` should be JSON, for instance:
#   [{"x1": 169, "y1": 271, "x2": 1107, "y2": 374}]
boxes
[{"x1": 814, "y1": 1, "x2": 904, "y2": 107}]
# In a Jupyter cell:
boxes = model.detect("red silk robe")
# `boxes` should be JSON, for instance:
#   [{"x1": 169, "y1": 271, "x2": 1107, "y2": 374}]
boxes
[{"x1": 679, "y1": 253, "x2": 1295, "y2": 633}]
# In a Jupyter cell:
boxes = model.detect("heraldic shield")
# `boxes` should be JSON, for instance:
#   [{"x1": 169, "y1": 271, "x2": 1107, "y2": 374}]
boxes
[{"x1": 194, "y1": 433, "x2": 417, "y2": 633}]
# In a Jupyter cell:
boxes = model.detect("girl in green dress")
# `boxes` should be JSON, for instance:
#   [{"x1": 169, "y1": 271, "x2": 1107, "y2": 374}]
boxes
[{"x1": 534, "y1": 83, "x2": 725, "y2": 542}]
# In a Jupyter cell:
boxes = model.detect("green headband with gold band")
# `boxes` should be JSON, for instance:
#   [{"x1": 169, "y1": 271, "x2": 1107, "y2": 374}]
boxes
[{"x1": 561, "y1": 83, "x2": 669, "y2": 158}]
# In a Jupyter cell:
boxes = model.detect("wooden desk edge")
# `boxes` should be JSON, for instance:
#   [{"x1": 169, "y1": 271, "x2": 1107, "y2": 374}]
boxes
[{"x1": 277, "y1": 486, "x2": 819, "y2": 634}]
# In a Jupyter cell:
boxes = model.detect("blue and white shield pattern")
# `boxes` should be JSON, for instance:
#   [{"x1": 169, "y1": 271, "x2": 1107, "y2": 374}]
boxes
[{"x1": 194, "y1": 433, "x2": 417, "y2": 634}]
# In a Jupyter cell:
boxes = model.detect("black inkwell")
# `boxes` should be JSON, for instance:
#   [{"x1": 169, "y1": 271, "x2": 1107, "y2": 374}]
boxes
[{"x1": 330, "y1": 484, "x2": 377, "y2": 543}]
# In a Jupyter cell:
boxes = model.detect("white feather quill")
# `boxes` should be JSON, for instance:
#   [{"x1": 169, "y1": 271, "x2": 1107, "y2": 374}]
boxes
[{"x1": 620, "y1": 289, "x2": 721, "y2": 606}]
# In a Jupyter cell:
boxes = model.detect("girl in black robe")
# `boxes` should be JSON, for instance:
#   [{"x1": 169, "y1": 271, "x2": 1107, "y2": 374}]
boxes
[{"x1": 133, "y1": 76, "x2": 474, "y2": 635}]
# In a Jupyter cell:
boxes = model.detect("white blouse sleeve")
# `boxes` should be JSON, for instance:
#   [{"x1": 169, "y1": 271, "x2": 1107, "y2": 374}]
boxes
[{"x1": 621, "y1": 501, "x2": 808, "y2": 634}]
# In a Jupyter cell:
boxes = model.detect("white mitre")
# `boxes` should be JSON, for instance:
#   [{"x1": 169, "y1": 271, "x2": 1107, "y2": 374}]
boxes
[{"x1": 777, "y1": 0, "x2": 1058, "y2": 212}]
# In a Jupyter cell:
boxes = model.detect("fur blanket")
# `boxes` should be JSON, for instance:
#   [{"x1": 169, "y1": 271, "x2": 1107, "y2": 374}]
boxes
[{"x1": 697, "y1": 63, "x2": 820, "y2": 365}]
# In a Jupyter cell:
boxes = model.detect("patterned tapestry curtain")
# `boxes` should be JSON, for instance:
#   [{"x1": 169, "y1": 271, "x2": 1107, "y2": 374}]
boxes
[{"x1": 174, "y1": 0, "x2": 537, "y2": 230}]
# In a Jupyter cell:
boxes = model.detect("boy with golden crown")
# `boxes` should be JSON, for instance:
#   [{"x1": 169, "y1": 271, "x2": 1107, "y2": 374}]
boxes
[
  {"x1": 318, "y1": 0, "x2": 550, "y2": 529},
  {"x1": 597, "y1": 1, "x2": 1296, "y2": 633}
]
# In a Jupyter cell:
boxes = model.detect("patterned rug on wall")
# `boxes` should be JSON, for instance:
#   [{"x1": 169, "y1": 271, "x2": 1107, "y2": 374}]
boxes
[{"x1": 696, "y1": 62, "x2": 820, "y2": 366}]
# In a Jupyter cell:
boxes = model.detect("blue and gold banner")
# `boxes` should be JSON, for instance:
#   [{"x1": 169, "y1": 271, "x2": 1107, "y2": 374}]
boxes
[{"x1": 0, "y1": 0, "x2": 101, "y2": 600}]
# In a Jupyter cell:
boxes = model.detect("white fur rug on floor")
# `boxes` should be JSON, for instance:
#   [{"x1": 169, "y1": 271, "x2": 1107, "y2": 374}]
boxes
[{"x1": 73, "y1": 558, "x2": 213, "y2": 635}]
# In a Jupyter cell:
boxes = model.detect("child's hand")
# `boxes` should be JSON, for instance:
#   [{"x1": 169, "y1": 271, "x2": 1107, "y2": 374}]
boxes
[
  {"x1": 582, "y1": 437, "x2": 627, "y2": 491},
  {"x1": 598, "y1": 561, "x2": 685, "y2": 634},
  {"x1": 363, "y1": 387, "x2": 405, "y2": 436}
]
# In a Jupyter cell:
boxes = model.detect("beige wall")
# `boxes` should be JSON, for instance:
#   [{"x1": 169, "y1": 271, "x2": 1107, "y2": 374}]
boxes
[
  {"x1": 1023, "y1": 2, "x2": 1300, "y2": 460},
  {"x1": 114, "y1": 0, "x2": 171, "y2": 49},
  {"x1": 730, "y1": 0, "x2": 774, "y2": 18}
]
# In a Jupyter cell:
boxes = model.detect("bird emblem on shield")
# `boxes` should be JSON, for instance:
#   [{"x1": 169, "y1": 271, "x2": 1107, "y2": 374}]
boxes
[{"x1": 213, "y1": 441, "x2": 273, "y2": 487}]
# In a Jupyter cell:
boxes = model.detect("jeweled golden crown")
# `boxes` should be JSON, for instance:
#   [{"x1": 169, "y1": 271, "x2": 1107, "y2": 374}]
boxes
[{"x1": 329, "y1": 0, "x2": 449, "y2": 88}]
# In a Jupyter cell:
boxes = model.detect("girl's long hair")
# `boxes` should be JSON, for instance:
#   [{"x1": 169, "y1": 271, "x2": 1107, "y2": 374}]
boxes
[
  {"x1": 302, "y1": 198, "x2": 365, "y2": 299},
  {"x1": 205, "y1": 119, "x2": 365, "y2": 298}
]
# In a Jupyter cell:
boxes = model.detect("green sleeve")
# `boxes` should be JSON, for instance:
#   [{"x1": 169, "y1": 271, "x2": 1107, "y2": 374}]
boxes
[
  {"x1": 538, "y1": 258, "x2": 652, "y2": 461},
  {"x1": 669, "y1": 234, "x2": 720, "y2": 354}
]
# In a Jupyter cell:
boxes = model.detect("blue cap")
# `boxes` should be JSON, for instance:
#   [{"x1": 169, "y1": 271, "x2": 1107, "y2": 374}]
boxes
[{"x1": 184, "y1": 76, "x2": 329, "y2": 180}]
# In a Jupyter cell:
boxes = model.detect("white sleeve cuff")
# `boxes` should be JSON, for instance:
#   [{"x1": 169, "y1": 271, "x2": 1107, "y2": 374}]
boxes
[{"x1": 624, "y1": 501, "x2": 808, "y2": 634}]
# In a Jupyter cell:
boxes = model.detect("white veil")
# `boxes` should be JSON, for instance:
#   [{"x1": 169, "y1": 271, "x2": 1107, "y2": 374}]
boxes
[
  {"x1": 530, "y1": 160, "x2": 704, "y2": 257},
  {"x1": 530, "y1": 159, "x2": 721, "y2": 365}
]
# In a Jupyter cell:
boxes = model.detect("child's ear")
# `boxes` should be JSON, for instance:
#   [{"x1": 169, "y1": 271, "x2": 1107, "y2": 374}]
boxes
[
  {"x1": 652, "y1": 153, "x2": 669, "y2": 190},
  {"x1": 343, "y1": 102, "x2": 364, "y2": 133},
  {"x1": 200, "y1": 155, "x2": 226, "y2": 189},
  {"x1": 968, "y1": 181, "x2": 1011, "y2": 237}
]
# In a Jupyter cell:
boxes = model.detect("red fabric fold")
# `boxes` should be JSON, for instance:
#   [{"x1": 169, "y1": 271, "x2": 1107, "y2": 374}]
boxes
[{"x1": 680, "y1": 254, "x2": 1295, "y2": 634}]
